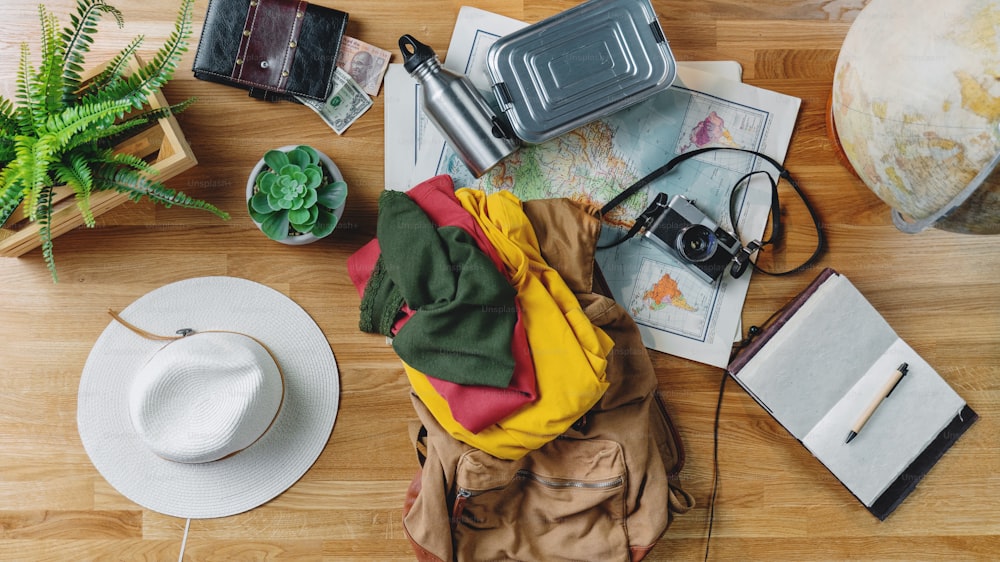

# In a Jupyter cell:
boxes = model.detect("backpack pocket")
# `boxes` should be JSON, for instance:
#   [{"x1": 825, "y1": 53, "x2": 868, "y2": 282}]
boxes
[{"x1": 452, "y1": 438, "x2": 629, "y2": 562}]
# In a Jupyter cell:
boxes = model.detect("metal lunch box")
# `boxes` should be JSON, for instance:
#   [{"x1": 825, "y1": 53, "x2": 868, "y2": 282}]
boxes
[{"x1": 486, "y1": 0, "x2": 677, "y2": 144}]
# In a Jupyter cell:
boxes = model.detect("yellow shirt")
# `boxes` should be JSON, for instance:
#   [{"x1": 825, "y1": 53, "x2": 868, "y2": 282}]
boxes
[{"x1": 404, "y1": 189, "x2": 613, "y2": 460}]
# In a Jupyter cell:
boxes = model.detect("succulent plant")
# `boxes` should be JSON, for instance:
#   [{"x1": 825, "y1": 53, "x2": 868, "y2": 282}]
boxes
[{"x1": 248, "y1": 145, "x2": 347, "y2": 241}]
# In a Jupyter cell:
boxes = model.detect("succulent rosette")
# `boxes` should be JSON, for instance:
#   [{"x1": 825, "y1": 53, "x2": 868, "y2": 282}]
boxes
[{"x1": 248, "y1": 146, "x2": 347, "y2": 241}]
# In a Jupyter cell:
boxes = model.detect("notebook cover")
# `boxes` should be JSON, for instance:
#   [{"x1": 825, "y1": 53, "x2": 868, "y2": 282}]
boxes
[{"x1": 868, "y1": 404, "x2": 978, "y2": 520}]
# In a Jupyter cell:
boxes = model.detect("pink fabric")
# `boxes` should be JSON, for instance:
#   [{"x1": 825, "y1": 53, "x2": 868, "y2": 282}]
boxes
[
  {"x1": 347, "y1": 176, "x2": 537, "y2": 433},
  {"x1": 347, "y1": 238, "x2": 381, "y2": 297}
]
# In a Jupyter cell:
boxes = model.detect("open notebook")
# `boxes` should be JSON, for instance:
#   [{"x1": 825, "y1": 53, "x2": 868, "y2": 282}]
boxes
[{"x1": 727, "y1": 268, "x2": 977, "y2": 520}]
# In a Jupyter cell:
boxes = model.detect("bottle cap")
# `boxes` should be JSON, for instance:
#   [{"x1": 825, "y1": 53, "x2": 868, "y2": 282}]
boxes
[{"x1": 399, "y1": 35, "x2": 437, "y2": 74}]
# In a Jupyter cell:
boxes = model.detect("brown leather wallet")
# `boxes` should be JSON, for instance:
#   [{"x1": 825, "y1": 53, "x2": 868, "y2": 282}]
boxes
[{"x1": 192, "y1": 0, "x2": 349, "y2": 102}]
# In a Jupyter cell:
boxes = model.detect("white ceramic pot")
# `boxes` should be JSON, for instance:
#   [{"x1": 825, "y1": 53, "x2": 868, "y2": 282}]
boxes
[{"x1": 246, "y1": 145, "x2": 347, "y2": 245}]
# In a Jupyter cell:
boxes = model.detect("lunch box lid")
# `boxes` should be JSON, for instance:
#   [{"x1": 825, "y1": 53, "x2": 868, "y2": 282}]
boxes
[{"x1": 486, "y1": 0, "x2": 677, "y2": 144}]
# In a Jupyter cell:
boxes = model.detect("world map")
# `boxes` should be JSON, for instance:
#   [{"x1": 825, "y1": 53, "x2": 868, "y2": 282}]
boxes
[
  {"x1": 478, "y1": 120, "x2": 646, "y2": 228},
  {"x1": 435, "y1": 84, "x2": 770, "y2": 344},
  {"x1": 680, "y1": 110, "x2": 737, "y2": 151},
  {"x1": 628, "y1": 258, "x2": 711, "y2": 339},
  {"x1": 640, "y1": 271, "x2": 697, "y2": 313},
  {"x1": 445, "y1": 95, "x2": 762, "y2": 231}
]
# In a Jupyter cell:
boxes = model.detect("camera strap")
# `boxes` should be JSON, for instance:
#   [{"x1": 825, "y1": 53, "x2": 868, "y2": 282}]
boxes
[{"x1": 597, "y1": 146, "x2": 825, "y2": 277}]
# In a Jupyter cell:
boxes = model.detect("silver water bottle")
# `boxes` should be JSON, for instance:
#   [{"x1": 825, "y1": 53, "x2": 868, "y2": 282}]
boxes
[{"x1": 399, "y1": 35, "x2": 519, "y2": 178}]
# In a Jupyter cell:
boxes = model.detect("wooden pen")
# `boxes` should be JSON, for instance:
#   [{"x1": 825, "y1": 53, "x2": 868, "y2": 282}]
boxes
[{"x1": 846, "y1": 362, "x2": 909, "y2": 444}]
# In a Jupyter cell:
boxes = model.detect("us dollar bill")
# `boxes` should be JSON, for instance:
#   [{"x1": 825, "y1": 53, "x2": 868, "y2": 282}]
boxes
[{"x1": 296, "y1": 68, "x2": 373, "y2": 135}]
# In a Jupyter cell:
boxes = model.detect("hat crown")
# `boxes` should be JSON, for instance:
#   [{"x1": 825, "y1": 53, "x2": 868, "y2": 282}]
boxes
[{"x1": 129, "y1": 332, "x2": 283, "y2": 464}]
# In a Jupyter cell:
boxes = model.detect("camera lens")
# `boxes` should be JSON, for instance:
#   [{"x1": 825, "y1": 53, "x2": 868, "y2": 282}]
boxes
[{"x1": 676, "y1": 225, "x2": 718, "y2": 263}]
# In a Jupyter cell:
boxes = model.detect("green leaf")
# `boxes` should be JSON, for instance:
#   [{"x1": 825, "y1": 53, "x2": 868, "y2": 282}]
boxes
[
  {"x1": 249, "y1": 190, "x2": 273, "y2": 214},
  {"x1": 268, "y1": 191, "x2": 291, "y2": 210},
  {"x1": 263, "y1": 150, "x2": 289, "y2": 172},
  {"x1": 288, "y1": 206, "x2": 312, "y2": 226},
  {"x1": 37, "y1": 8, "x2": 66, "y2": 115},
  {"x1": 54, "y1": 154, "x2": 96, "y2": 226},
  {"x1": 311, "y1": 207, "x2": 338, "y2": 238},
  {"x1": 258, "y1": 172, "x2": 276, "y2": 193},
  {"x1": 0, "y1": 166, "x2": 28, "y2": 220},
  {"x1": 35, "y1": 186, "x2": 58, "y2": 282},
  {"x1": 18, "y1": 44, "x2": 43, "y2": 131},
  {"x1": 261, "y1": 209, "x2": 289, "y2": 240},
  {"x1": 62, "y1": 116, "x2": 148, "y2": 153},
  {"x1": 279, "y1": 164, "x2": 301, "y2": 178},
  {"x1": 41, "y1": 99, "x2": 133, "y2": 150},
  {"x1": 303, "y1": 166, "x2": 322, "y2": 189},
  {"x1": 0, "y1": 95, "x2": 18, "y2": 134},
  {"x1": 84, "y1": 0, "x2": 193, "y2": 108},
  {"x1": 62, "y1": 0, "x2": 126, "y2": 96},
  {"x1": 290, "y1": 205, "x2": 319, "y2": 233},
  {"x1": 302, "y1": 186, "x2": 318, "y2": 209},
  {"x1": 287, "y1": 147, "x2": 310, "y2": 168},
  {"x1": 127, "y1": 96, "x2": 195, "y2": 122},
  {"x1": 296, "y1": 145, "x2": 320, "y2": 166},
  {"x1": 95, "y1": 166, "x2": 229, "y2": 220},
  {"x1": 107, "y1": 150, "x2": 155, "y2": 176},
  {"x1": 77, "y1": 35, "x2": 143, "y2": 99},
  {"x1": 248, "y1": 205, "x2": 268, "y2": 224},
  {"x1": 316, "y1": 180, "x2": 347, "y2": 210}
]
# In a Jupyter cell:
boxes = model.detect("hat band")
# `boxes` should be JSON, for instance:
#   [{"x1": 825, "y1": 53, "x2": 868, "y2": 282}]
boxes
[{"x1": 109, "y1": 309, "x2": 286, "y2": 463}]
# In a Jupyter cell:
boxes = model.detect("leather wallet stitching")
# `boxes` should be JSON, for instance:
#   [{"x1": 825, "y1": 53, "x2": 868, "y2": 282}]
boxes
[
  {"x1": 276, "y1": 0, "x2": 308, "y2": 91},
  {"x1": 233, "y1": 0, "x2": 261, "y2": 82}
]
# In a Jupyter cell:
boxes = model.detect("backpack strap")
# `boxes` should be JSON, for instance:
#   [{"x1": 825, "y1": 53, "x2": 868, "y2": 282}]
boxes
[
  {"x1": 408, "y1": 421, "x2": 428, "y2": 467},
  {"x1": 668, "y1": 481, "x2": 696, "y2": 514}
]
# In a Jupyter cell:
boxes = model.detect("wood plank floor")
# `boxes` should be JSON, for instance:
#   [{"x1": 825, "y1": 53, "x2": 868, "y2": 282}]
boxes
[{"x1": 1, "y1": 1, "x2": 998, "y2": 560}]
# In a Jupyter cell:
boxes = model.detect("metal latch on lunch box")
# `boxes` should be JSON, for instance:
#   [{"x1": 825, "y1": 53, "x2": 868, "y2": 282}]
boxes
[{"x1": 492, "y1": 81, "x2": 514, "y2": 110}]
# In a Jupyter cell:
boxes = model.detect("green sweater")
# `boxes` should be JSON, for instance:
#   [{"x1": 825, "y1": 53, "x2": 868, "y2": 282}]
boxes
[{"x1": 360, "y1": 190, "x2": 517, "y2": 388}]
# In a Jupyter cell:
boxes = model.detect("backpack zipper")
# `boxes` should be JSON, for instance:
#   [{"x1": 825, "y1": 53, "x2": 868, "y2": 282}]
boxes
[
  {"x1": 453, "y1": 472, "x2": 624, "y2": 530},
  {"x1": 515, "y1": 470, "x2": 624, "y2": 490},
  {"x1": 457, "y1": 470, "x2": 624, "y2": 498}
]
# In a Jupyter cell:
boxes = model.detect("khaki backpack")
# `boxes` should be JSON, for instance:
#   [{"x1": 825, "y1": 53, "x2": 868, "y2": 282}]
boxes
[{"x1": 401, "y1": 198, "x2": 695, "y2": 561}]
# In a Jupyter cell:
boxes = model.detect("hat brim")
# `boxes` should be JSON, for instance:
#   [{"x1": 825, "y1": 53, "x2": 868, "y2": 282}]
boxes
[{"x1": 77, "y1": 276, "x2": 340, "y2": 519}]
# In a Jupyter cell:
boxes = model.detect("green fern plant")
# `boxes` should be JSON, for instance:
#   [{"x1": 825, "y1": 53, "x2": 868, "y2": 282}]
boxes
[{"x1": 0, "y1": 0, "x2": 229, "y2": 281}]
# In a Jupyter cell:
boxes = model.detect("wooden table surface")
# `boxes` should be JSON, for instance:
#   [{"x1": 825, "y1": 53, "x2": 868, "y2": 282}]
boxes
[{"x1": 1, "y1": 1, "x2": 998, "y2": 560}]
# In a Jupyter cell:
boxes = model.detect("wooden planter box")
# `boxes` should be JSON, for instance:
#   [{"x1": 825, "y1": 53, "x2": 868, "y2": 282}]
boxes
[{"x1": 0, "y1": 58, "x2": 198, "y2": 258}]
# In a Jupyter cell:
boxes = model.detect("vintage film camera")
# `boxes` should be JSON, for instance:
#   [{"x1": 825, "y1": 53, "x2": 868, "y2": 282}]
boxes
[{"x1": 641, "y1": 193, "x2": 754, "y2": 284}]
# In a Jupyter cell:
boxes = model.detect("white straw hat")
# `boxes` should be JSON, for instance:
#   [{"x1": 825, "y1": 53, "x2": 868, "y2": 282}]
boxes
[{"x1": 77, "y1": 276, "x2": 340, "y2": 519}]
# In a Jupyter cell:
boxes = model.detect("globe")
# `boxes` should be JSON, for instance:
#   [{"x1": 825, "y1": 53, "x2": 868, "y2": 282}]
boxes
[{"x1": 830, "y1": 0, "x2": 1000, "y2": 234}]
